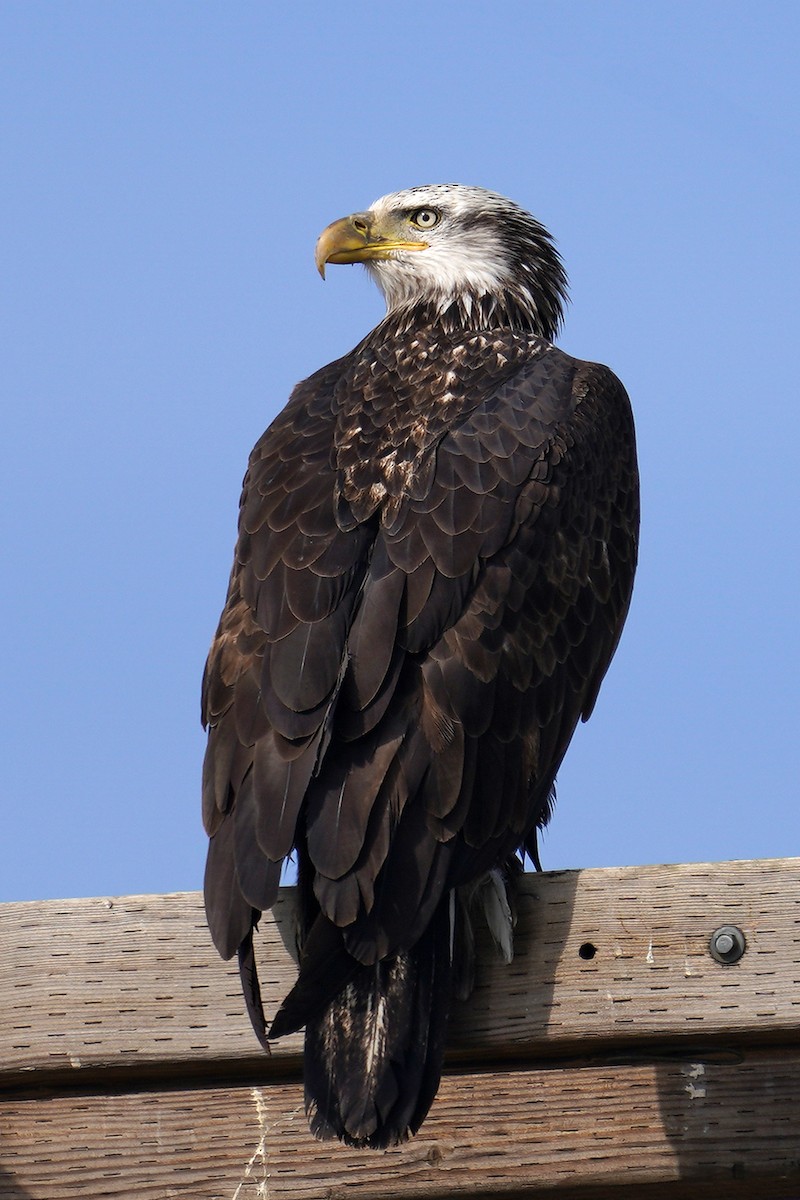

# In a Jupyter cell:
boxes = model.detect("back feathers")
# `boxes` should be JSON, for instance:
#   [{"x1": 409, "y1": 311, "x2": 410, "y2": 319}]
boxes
[{"x1": 202, "y1": 310, "x2": 638, "y2": 1146}]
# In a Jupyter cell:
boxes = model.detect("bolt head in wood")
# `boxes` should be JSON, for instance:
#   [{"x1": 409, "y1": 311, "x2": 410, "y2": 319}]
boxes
[{"x1": 709, "y1": 924, "x2": 746, "y2": 964}]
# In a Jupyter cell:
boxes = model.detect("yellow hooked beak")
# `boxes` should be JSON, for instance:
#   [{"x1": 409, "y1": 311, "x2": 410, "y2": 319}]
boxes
[{"x1": 315, "y1": 212, "x2": 429, "y2": 278}]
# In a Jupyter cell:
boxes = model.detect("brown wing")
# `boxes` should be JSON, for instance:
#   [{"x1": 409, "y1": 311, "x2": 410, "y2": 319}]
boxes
[
  {"x1": 317, "y1": 348, "x2": 638, "y2": 971},
  {"x1": 418, "y1": 353, "x2": 639, "y2": 884},
  {"x1": 201, "y1": 352, "x2": 372, "y2": 958},
  {"x1": 202, "y1": 340, "x2": 638, "y2": 1002}
]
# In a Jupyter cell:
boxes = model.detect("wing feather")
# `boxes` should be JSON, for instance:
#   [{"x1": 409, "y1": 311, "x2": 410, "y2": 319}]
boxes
[
  {"x1": 306, "y1": 726, "x2": 405, "y2": 882},
  {"x1": 252, "y1": 732, "x2": 317, "y2": 862},
  {"x1": 234, "y1": 774, "x2": 283, "y2": 911}
]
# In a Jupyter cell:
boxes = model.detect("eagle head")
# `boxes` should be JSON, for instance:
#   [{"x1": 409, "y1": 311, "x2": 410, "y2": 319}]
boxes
[{"x1": 315, "y1": 183, "x2": 568, "y2": 340}]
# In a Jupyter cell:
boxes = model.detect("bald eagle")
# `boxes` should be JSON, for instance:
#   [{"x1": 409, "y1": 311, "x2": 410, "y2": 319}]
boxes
[{"x1": 202, "y1": 184, "x2": 639, "y2": 1148}]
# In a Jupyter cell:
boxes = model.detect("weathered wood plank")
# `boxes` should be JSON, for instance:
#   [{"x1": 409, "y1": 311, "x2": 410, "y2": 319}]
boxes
[
  {"x1": 2, "y1": 1049, "x2": 799, "y2": 1199},
  {"x1": 1, "y1": 859, "x2": 799, "y2": 1085},
  {"x1": 0, "y1": 889, "x2": 290, "y2": 1085},
  {"x1": 235, "y1": 1048, "x2": 800, "y2": 1199}
]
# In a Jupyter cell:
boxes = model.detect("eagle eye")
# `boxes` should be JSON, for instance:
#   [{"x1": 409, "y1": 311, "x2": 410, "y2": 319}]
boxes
[{"x1": 410, "y1": 208, "x2": 440, "y2": 230}]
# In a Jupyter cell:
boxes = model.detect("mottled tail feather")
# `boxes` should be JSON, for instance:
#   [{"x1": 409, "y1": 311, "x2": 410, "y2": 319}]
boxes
[{"x1": 303, "y1": 901, "x2": 452, "y2": 1149}]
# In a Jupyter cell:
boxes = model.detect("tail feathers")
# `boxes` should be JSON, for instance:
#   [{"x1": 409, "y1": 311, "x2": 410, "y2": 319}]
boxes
[
  {"x1": 304, "y1": 901, "x2": 452, "y2": 1149},
  {"x1": 237, "y1": 927, "x2": 270, "y2": 1052},
  {"x1": 268, "y1": 913, "x2": 359, "y2": 1040}
]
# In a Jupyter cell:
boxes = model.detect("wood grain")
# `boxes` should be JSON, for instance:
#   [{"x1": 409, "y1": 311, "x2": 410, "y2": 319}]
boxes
[
  {"x1": 2, "y1": 860, "x2": 799, "y2": 1198},
  {"x1": 1, "y1": 860, "x2": 798, "y2": 1084},
  {"x1": 2, "y1": 1050, "x2": 799, "y2": 1198}
]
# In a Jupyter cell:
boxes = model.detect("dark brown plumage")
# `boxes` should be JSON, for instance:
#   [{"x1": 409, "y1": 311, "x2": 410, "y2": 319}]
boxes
[{"x1": 202, "y1": 184, "x2": 639, "y2": 1148}]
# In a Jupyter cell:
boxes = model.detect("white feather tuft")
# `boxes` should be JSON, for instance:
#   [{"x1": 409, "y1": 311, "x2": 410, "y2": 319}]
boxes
[{"x1": 475, "y1": 868, "x2": 516, "y2": 964}]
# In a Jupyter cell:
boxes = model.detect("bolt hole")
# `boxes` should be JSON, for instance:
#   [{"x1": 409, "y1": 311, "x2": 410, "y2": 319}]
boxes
[{"x1": 578, "y1": 942, "x2": 597, "y2": 961}]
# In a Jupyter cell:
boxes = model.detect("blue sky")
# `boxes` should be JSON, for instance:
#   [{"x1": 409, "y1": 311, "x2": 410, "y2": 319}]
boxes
[{"x1": 2, "y1": 2, "x2": 798, "y2": 903}]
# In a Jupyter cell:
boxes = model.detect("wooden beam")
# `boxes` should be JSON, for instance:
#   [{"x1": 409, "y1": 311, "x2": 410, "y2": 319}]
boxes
[
  {"x1": 1, "y1": 859, "x2": 798, "y2": 1083},
  {"x1": 2, "y1": 1051, "x2": 799, "y2": 1198},
  {"x1": 1, "y1": 859, "x2": 799, "y2": 1197}
]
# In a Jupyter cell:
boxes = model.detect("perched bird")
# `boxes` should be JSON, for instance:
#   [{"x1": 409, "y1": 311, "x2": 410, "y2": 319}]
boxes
[{"x1": 202, "y1": 184, "x2": 639, "y2": 1148}]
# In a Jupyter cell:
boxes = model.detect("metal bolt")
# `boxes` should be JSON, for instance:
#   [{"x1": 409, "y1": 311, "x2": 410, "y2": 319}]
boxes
[{"x1": 709, "y1": 924, "x2": 746, "y2": 964}]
